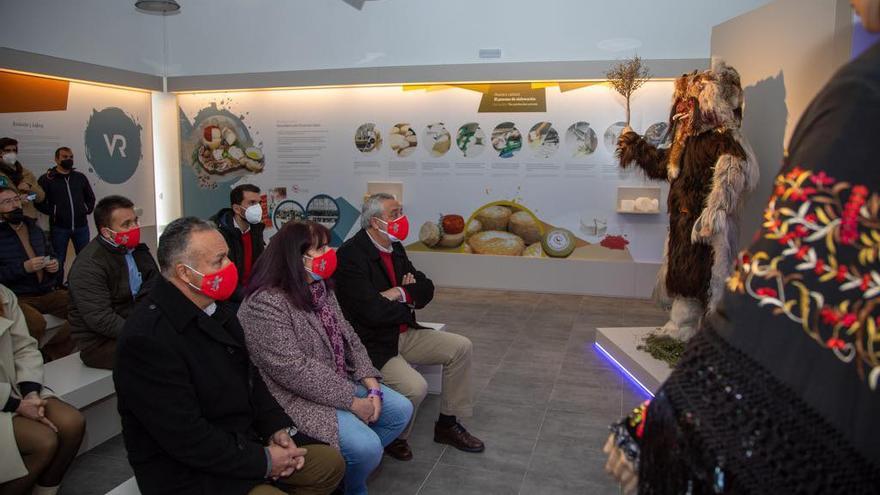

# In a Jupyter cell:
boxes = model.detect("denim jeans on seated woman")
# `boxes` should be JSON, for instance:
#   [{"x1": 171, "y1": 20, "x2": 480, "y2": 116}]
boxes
[{"x1": 336, "y1": 384, "x2": 413, "y2": 495}]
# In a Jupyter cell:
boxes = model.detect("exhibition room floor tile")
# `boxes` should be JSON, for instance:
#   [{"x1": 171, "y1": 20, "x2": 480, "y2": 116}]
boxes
[{"x1": 60, "y1": 288, "x2": 665, "y2": 495}]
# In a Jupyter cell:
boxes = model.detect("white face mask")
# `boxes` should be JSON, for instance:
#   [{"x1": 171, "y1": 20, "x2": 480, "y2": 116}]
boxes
[
  {"x1": 2, "y1": 152, "x2": 16, "y2": 165},
  {"x1": 244, "y1": 204, "x2": 263, "y2": 225}
]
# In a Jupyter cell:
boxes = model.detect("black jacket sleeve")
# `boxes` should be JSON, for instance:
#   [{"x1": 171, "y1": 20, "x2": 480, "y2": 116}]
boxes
[
  {"x1": 115, "y1": 333, "x2": 268, "y2": 479},
  {"x1": 335, "y1": 249, "x2": 416, "y2": 328},
  {"x1": 68, "y1": 259, "x2": 126, "y2": 339},
  {"x1": 397, "y1": 249, "x2": 434, "y2": 309},
  {"x1": 82, "y1": 175, "x2": 96, "y2": 214},
  {"x1": 249, "y1": 363, "x2": 294, "y2": 440}
]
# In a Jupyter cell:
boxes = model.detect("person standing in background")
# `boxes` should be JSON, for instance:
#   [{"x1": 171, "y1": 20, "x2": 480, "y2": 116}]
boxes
[
  {"x1": 36, "y1": 147, "x2": 95, "y2": 285},
  {"x1": 210, "y1": 184, "x2": 266, "y2": 304},
  {"x1": 0, "y1": 137, "x2": 45, "y2": 220}
]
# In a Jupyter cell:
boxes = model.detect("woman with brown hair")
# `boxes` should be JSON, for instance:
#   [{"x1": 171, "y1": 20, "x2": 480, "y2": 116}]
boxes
[
  {"x1": 239, "y1": 221, "x2": 412, "y2": 495},
  {"x1": 0, "y1": 284, "x2": 85, "y2": 495}
]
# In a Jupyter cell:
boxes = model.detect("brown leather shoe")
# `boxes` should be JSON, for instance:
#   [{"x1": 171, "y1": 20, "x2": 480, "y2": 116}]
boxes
[
  {"x1": 384, "y1": 438, "x2": 413, "y2": 461},
  {"x1": 434, "y1": 422, "x2": 485, "y2": 453}
]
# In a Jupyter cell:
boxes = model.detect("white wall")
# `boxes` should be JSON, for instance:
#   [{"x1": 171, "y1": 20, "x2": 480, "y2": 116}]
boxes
[
  {"x1": 3, "y1": 0, "x2": 770, "y2": 77},
  {"x1": 0, "y1": 0, "x2": 165, "y2": 75},
  {"x1": 711, "y1": 0, "x2": 852, "y2": 243}
]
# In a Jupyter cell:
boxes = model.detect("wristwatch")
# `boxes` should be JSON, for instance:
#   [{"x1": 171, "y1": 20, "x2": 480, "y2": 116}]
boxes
[{"x1": 286, "y1": 426, "x2": 298, "y2": 438}]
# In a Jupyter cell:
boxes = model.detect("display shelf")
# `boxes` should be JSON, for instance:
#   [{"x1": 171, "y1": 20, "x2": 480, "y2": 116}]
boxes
[
  {"x1": 595, "y1": 326, "x2": 673, "y2": 395},
  {"x1": 616, "y1": 186, "x2": 662, "y2": 214}
]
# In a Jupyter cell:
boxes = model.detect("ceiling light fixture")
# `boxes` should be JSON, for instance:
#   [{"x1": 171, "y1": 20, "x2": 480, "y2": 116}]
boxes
[{"x1": 135, "y1": 0, "x2": 181, "y2": 13}]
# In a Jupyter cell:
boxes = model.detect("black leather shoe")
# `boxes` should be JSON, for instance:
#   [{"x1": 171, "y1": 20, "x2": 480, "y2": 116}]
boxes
[
  {"x1": 384, "y1": 438, "x2": 414, "y2": 461},
  {"x1": 434, "y1": 422, "x2": 485, "y2": 453}
]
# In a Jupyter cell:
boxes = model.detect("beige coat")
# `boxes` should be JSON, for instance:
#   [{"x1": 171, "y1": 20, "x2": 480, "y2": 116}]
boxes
[{"x1": 0, "y1": 284, "x2": 53, "y2": 483}]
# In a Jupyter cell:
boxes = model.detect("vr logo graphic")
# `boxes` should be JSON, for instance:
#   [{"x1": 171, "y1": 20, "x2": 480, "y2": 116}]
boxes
[{"x1": 103, "y1": 134, "x2": 128, "y2": 158}]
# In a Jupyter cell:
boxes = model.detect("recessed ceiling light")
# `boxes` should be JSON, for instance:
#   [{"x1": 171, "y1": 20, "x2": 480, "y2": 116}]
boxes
[
  {"x1": 597, "y1": 38, "x2": 643, "y2": 52},
  {"x1": 135, "y1": 0, "x2": 181, "y2": 13}
]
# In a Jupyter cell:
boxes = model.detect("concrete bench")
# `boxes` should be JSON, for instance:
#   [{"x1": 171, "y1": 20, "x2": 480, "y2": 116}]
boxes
[
  {"x1": 106, "y1": 477, "x2": 139, "y2": 495},
  {"x1": 38, "y1": 313, "x2": 66, "y2": 348},
  {"x1": 44, "y1": 352, "x2": 120, "y2": 454},
  {"x1": 412, "y1": 322, "x2": 444, "y2": 395}
]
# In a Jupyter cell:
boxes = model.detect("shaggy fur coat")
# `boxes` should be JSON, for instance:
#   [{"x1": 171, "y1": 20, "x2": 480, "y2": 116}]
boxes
[{"x1": 618, "y1": 60, "x2": 759, "y2": 309}]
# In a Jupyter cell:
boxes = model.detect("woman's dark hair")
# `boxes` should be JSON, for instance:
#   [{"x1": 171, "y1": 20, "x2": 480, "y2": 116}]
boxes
[{"x1": 245, "y1": 220, "x2": 332, "y2": 311}]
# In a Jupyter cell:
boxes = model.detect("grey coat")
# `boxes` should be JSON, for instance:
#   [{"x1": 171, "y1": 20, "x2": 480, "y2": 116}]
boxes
[{"x1": 238, "y1": 285, "x2": 380, "y2": 447}]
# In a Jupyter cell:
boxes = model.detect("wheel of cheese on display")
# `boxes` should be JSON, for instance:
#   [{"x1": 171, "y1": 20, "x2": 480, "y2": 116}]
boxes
[{"x1": 541, "y1": 228, "x2": 576, "y2": 257}]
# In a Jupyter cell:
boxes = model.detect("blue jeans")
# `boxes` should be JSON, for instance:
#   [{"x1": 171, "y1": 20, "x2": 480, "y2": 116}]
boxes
[
  {"x1": 336, "y1": 384, "x2": 412, "y2": 495},
  {"x1": 51, "y1": 226, "x2": 90, "y2": 284}
]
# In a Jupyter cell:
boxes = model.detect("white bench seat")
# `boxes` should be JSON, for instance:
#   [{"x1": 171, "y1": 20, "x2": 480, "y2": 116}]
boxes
[{"x1": 44, "y1": 352, "x2": 120, "y2": 453}]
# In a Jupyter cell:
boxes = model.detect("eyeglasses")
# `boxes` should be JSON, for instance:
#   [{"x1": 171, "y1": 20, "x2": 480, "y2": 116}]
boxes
[{"x1": 0, "y1": 196, "x2": 22, "y2": 207}]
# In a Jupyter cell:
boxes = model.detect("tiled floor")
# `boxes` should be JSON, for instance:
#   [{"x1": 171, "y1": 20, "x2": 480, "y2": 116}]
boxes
[{"x1": 59, "y1": 288, "x2": 665, "y2": 495}]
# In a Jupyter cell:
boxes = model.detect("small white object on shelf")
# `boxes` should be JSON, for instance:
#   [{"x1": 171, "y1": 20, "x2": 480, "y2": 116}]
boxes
[
  {"x1": 617, "y1": 186, "x2": 662, "y2": 214},
  {"x1": 620, "y1": 199, "x2": 636, "y2": 212}
]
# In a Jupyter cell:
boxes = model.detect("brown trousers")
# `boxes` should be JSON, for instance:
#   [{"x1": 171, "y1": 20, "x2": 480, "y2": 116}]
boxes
[
  {"x1": 79, "y1": 337, "x2": 116, "y2": 370},
  {"x1": 0, "y1": 398, "x2": 86, "y2": 495},
  {"x1": 246, "y1": 444, "x2": 344, "y2": 495},
  {"x1": 18, "y1": 290, "x2": 76, "y2": 362}
]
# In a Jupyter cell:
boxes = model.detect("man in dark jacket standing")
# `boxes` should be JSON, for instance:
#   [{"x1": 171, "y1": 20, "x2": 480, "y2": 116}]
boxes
[
  {"x1": 114, "y1": 216, "x2": 343, "y2": 495},
  {"x1": 36, "y1": 146, "x2": 96, "y2": 283},
  {"x1": 68, "y1": 195, "x2": 158, "y2": 369},
  {"x1": 0, "y1": 186, "x2": 75, "y2": 360},
  {"x1": 334, "y1": 193, "x2": 484, "y2": 461},
  {"x1": 210, "y1": 184, "x2": 265, "y2": 303}
]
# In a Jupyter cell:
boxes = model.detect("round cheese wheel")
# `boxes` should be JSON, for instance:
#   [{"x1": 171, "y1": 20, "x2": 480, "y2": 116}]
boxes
[
  {"x1": 475, "y1": 205, "x2": 512, "y2": 231},
  {"x1": 437, "y1": 232, "x2": 465, "y2": 248},
  {"x1": 419, "y1": 221, "x2": 441, "y2": 247},
  {"x1": 508, "y1": 211, "x2": 542, "y2": 245},
  {"x1": 467, "y1": 231, "x2": 525, "y2": 256},
  {"x1": 541, "y1": 228, "x2": 576, "y2": 257}
]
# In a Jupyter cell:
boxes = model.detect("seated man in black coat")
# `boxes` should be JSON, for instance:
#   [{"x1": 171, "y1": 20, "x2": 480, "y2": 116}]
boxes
[
  {"x1": 114, "y1": 217, "x2": 344, "y2": 495},
  {"x1": 334, "y1": 193, "x2": 484, "y2": 461}
]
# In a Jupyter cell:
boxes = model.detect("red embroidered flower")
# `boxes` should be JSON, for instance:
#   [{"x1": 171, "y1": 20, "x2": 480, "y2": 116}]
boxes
[
  {"x1": 861, "y1": 274, "x2": 872, "y2": 292},
  {"x1": 795, "y1": 245, "x2": 810, "y2": 260},
  {"x1": 755, "y1": 287, "x2": 778, "y2": 298},
  {"x1": 794, "y1": 225, "x2": 809, "y2": 238},
  {"x1": 820, "y1": 307, "x2": 839, "y2": 325},
  {"x1": 852, "y1": 185, "x2": 869, "y2": 198},
  {"x1": 789, "y1": 187, "x2": 817, "y2": 202},
  {"x1": 778, "y1": 232, "x2": 798, "y2": 245},
  {"x1": 804, "y1": 213, "x2": 818, "y2": 224},
  {"x1": 826, "y1": 337, "x2": 846, "y2": 349},
  {"x1": 741, "y1": 253, "x2": 751, "y2": 265},
  {"x1": 841, "y1": 313, "x2": 858, "y2": 328},
  {"x1": 810, "y1": 171, "x2": 835, "y2": 186},
  {"x1": 814, "y1": 259, "x2": 826, "y2": 274},
  {"x1": 836, "y1": 265, "x2": 848, "y2": 282},
  {"x1": 786, "y1": 167, "x2": 804, "y2": 180}
]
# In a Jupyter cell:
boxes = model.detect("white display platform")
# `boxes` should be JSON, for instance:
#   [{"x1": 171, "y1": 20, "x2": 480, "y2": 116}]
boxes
[
  {"x1": 410, "y1": 251, "x2": 660, "y2": 298},
  {"x1": 595, "y1": 326, "x2": 672, "y2": 395}
]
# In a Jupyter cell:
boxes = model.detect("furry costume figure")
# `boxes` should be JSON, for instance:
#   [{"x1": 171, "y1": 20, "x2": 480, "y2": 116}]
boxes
[{"x1": 617, "y1": 59, "x2": 759, "y2": 340}]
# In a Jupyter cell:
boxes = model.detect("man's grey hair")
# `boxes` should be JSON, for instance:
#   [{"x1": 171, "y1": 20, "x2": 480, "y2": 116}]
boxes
[
  {"x1": 158, "y1": 217, "x2": 216, "y2": 276},
  {"x1": 361, "y1": 192, "x2": 395, "y2": 230}
]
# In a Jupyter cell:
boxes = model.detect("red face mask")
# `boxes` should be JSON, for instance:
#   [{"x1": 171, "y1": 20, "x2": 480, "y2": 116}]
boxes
[
  {"x1": 184, "y1": 261, "x2": 239, "y2": 301},
  {"x1": 108, "y1": 226, "x2": 141, "y2": 250},
  {"x1": 306, "y1": 249, "x2": 337, "y2": 280},
  {"x1": 380, "y1": 215, "x2": 409, "y2": 242}
]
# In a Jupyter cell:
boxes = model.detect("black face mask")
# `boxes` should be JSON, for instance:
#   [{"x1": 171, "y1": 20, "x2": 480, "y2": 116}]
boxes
[
  {"x1": 59, "y1": 159, "x2": 74, "y2": 170},
  {"x1": 2, "y1": 207, "x2": 24, "y2": 224}
]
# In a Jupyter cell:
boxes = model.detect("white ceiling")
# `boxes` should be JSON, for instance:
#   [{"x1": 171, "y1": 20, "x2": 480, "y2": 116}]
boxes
[{"x1": 1, "y1": 0, "x2": 774, "y2": 77}]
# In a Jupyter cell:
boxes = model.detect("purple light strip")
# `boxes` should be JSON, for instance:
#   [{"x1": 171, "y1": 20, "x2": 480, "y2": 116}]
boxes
[{"x1": 593, "y1": 342, "x2": 655, "y2": 398}]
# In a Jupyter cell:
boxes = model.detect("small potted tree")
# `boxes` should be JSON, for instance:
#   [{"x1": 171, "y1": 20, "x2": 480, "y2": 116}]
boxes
[{"x1": 606, "y1": 56, "x2": 651, "y2": 126}]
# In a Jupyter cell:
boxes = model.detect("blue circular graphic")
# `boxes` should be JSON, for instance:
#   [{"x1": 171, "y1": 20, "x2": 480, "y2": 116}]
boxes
[{"x1": 84, "y1": 107, "x2": 142, "y2": 184}]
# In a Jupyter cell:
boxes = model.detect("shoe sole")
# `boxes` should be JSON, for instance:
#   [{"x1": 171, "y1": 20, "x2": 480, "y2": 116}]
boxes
[{"x1": 433, "y1": 437, "x2": 485, "y2": 453}]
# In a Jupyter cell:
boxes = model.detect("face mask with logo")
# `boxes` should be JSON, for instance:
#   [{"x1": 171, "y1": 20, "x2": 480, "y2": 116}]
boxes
[
  {"x1": 2, "y1": 152, "x2": 16, "y2": 165},
  {"x1": 106, "y1": 226, "x2": 141, "y2": 250},
  {"x1": 243, "y1": 204, "x2": 263, "y2": 225},
  {"x1": 183, "y1": 262, "x2": 239, "y2": 301},
  {"x1": 2, "y1": 207, "x2": 24, "y2": 224},
  {"x1": 59, "y1": 159, "x2": 74, "y2": 170},
  {"x1": 304, "y1": 248, "x2": 338, "y2": 281},
  {"x1": 378, "y1": 215, "x2": 409, "y2": 242}
]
